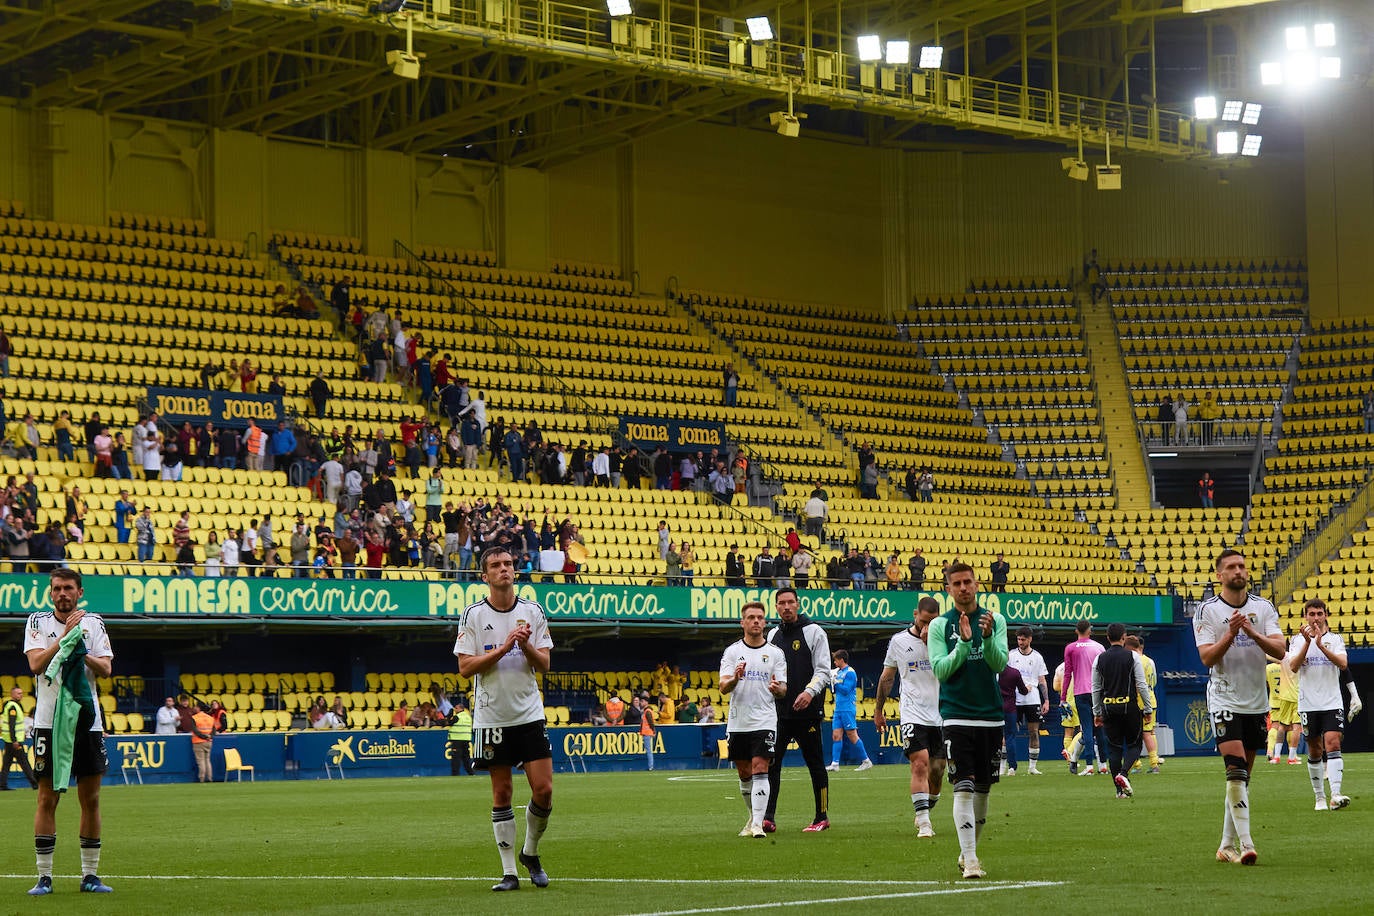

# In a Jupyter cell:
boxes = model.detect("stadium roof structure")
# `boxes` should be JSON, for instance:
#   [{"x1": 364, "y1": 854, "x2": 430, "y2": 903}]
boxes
[{"x1": 0, "y1": 0, "x2": 1365, "y2": 167}]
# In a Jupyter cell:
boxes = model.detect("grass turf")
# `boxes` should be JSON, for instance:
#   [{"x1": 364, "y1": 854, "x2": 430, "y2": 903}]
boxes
[{"x1": 0, "y1": 754, "x2": 1368, "y2": 914}]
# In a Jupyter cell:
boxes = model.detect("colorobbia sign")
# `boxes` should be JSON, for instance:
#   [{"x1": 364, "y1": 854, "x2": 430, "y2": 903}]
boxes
[{"x1": 0, "y1": 575, "x2": 1174, "y2": 626}]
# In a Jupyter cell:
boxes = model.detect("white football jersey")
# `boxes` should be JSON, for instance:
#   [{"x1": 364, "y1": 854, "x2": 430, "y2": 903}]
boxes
[
  {"x1": 454, "y1": 596, "x2": 553, "y2": 729},
  {"x1": 23, "y1": 612, "x2": 113, "y2": 732},
  {"x1": 882, "y1": 627, "x2": 941, "y2": 728},
  {"x1": 1007, "y1": 648, "x2": 1048, "y2": 706},
  {"x1": 1193, "y1": 593, "x2": 1281, "y2": 715},
  {"x1": 719, "y1": 639, "x2": 786, "y2": 734},
  {"x1": 1287, "y1": 632, "x2": 1346, "y2": 713}
]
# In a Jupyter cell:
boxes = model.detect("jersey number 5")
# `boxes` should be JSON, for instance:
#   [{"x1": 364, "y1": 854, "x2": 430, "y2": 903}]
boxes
[{"x1": 34, "y1": 735, "x2": 47, "y2": 757}]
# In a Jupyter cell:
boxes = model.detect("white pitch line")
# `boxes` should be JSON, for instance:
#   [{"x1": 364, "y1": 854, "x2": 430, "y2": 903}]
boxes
[
  {"x1": 0, "y1": 874, "x2": 1051, "y2": 889},
  {"x1": 620, "y1": 882, "x2": 1065, "y2": 916}
]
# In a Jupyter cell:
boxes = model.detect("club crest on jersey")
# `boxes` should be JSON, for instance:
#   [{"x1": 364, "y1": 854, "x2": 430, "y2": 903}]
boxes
[
  {"x1": 761, "y1": 654, "x2": 769, "y2": 662},
  {"x1": 791, "y1": 640, "x2": 801, "y2": 651}
]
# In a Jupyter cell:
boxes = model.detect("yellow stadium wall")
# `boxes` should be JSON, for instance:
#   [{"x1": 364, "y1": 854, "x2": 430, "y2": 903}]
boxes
[
  {"x1": 0, "y1": 105, "x2": 1314, "y2": 315},
  {"x1": 1305, "y1": 92, "x2": 1374, "y2": 322},
  {"x1": 905, "y1": 151, "x2": 1305, "y2": 296},
  {"x1": 626, "y1": 123, "x2": 886, "y2": 309}
]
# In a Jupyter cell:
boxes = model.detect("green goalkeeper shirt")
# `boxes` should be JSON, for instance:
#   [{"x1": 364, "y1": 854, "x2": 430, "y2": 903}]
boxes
[{"x1": 928, "y1": 606, "x2": 1008, "y2": 726}]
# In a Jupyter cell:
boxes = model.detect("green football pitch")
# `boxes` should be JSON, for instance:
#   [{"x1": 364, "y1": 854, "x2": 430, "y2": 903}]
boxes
[{"x1": 1, "y1": 755, "x2": 1368, "y2": 914}]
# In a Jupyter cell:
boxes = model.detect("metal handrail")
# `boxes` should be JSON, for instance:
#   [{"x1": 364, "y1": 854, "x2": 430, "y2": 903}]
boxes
[
  {"x1": 393, "y1": 241, "x2": 626, "y2": 452},
  {"x1": 259, "y1": 0, "x2": 1207, "y2": 160}
]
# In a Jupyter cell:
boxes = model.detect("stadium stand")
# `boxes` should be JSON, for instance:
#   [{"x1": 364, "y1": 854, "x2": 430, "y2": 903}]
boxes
[{"x1": 908, "y1": 281, "x2": 1114, "y2": 510}]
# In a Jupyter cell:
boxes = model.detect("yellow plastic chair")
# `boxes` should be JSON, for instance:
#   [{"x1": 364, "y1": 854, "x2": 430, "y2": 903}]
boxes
[{"x1": 223, "y1": 747, "x2": 255, "y2": 782}]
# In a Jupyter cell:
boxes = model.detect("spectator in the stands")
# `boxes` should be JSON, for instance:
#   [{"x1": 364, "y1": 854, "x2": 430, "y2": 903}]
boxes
[
  {"x1": 135, "y1": 507, "x2": 156, "y2": 563},
  {"x1": 917, "y1": 467, "x2": 934, "y2": 502},
  {"x1": 753, "y1": 546, "x2": 774, "y2": 588},
  {"x1": 731, "y1": 450, "x2": 749, "y2": 497},
  {"x1": 804, "y1": 490, "x2": 827, "y2": 539},
  {"x1": 861, "y1": 461, "x2": 879, "y2": 500},
  {"x1": 504, "y1": 424, "x2": 525, "y2": 482},
  {"x1": 457, "y1": 390, "x2": 486, "y2": 440},
  {"x1": 295, "y1": 287, "x2": 318, "y2": 319},
  {"x1": 320, "y1": 455, "x2": 344, "y2": 505},
  {"x1": 680, "y1": 541, "x2": 696, "y2": 584},
  {"x1": 722, "y1": 365, "x2": 739, "y2": 406},
  {"x1": 908, "y1": 548, "x2": 927, "y2": 591},
  {"x1": 266, "y1": 374, "x2": 287, "y2": 398},
  {"x1": 214, "y1": 423, "x2": 238, "y2": 470},
  {"x1": 237, "y1": 358, "x2": 258, "y2": 393},
  {"x1": 221, "y1": 530, "x2": 239, "y2": 577},
  {"x1": 270, "y1": 421, "x2": 296, "y2": 473},
  {"x1": 13, "y1": 414, "x2": 39, "y2": 460},
  {"x1": 203, "y1": 531, "x2": 222, "y2": 577},
  {"x1": 990, "y1": 553, "x2": 1010, "y2": 592},
  {"x1": 307, "y1": 371, "x2": 331, "y2": 420},
  {"x1": 414, "y1": 350, "x2": 434, "y2": 404},
  {"x1": 486, "y1": 418, "x2": 505, "y2": 470},
  {"x1": 664, "y1": 542, "x2": 682, "y2": 586},
  {"x1": 654, "y1": 447, "x2": 672, "y2": 490},
  {"x1": 592, "y1": 445, "x2": 611, "y2": 487},
  {"x1": 792, "y1": 547, "x2": 813, "y2": 589},
  {"x1": 272, "y1": 284, "x2": 291, "y2": 315},
  {"x1": 196, "y1": 422, "x2": 216, "y2": 468},
  {"x1": 1173, "y1": 396, "x2": 1190, "y2": 445},
  {"x1": 460, "y1": 414, "x2": 481, "y2": 469},
  {"x1": 0, "y1": 325, "x2": 10, "y2": 377},
  {"x1": 82, "y1": 411, "x2": 103, "y2": 462},
  {"x1": 725, "y1": 544, "x2": 746, "y2": 587},
  {"x1": 330, "y1": 276, "x2": 352, "y2": 317},
  {"x1": 368, "y1": 333, "x2": 389, "y2": 384},
  {"x1": 1157, "y1": 395, "x2": 1173, "y2": 444},
  {"x1": 1198, "y1": 472, "x2": 1216, "y2": 509},
  {"x1": 290, "y1": 521, "x2": 312, "y2": 578},
  {"x1": 114, "y1": 491, "x2": 136, "y2": 544},
  {"x1": 393, "y1": 324, "x2": 411, "y2": 385},
  {"x1": 623, "y1": 446, "x2": 643, "y2": 491},
  {"x1": 1365, "y1": 392, "x2": 1374, "y2": 436},
  {"x1": 1199, "y1": 390, "x2": 1220, "y2": 445},
  {"x1": 51, "y1": 410, "x2": 74, "y2": 462},
  {"x1": 608, "y1": 445, "x2": 623, "y2": 488},
  {"x1": 571, "y1": 441, "x2": 589, "y2": 486},
  {"x1": 141, "y1": 430, "x2": 162, "y2": 480},
  {"x1": 110, "y1": 432, "x2": 131, "y2": 480},
  {"x1": 92, "y1": 426, "x2": 113, "y2": 477},
  {"x1": 709, "y1": 460, "x2": 733, "y2": 504},
  {"x1": 242, "y1": 419, "x2": 266, "y2": 472}
]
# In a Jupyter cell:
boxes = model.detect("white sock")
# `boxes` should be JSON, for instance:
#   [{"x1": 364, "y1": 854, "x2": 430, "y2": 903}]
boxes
[
  {"x1": 1225, "y1": 778, "x2": 1252, "y2": 846},
  {"x1": 523, "y1": 802, "x2": 550, "y2": 856},
  {"x1": 1327, "y1": 754, "x2": 1344, "y2": 796},
  {"x1": 912, "y1": 792, "x2": 931, "y2": 828},
  {"x1": 1309, "y1": 761, "x2": 1326, "y2": 800},
  {"x1": 750, "y1": 774, "x2": 771, "y2": 826},
  {"x1": 1220, "y1": 794, "x2": 1236, "y2": 849},
  {"x1": 953, "y1": 791, "x2": 977, "y2": 862},
  {"x1": 491, "y1": 807, "x2": 517, "y2": 875},
  {"x1": 35, "y1": 835, "x2": 55, "y2": 879},
  {"x1": 79, "y1": 837, "x2": 100, "y2": 877},
  {"x1": 972, "y1": 791, "x2": 989, "y2": 843}
]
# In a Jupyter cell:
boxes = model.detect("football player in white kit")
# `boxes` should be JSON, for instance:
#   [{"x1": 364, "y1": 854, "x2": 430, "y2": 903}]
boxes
[
  {"x1": 874, "y1": 596, "x2": 945, "y2": 837},
  {"x1": 1285, "y1": 598, "x2": 1350, "y2": 810},
  {"x1": 456, "y1": 546, "x2": 554, "y2": 892},
  {"x1": 719, "y1": 601, "x2": 787, "y2": 838},
  {"x1": 1194, "y1": 549, "x2": 1285, "y2": 866}
]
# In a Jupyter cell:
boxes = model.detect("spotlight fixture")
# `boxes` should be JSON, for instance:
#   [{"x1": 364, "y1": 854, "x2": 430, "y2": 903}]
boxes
[
  {"x1": 1319, "y1": 56, "x2": 1341, "y2": 79},
  {"x1": 1216, "y1": 130, "x2": 1239, "y2": 155},
  {"x1": 1314, "y1": 22, "x2": 1336, "y2": 48},
  {"x1": 1194, "y1": 96, "x2": 1218, "y2": 120},
  {"x1": 745, "y1": 16, "x2": 773, "y2": 41},
  {"x1": 857, "y1": 35, "x2": 882, "y2": 62},
  {"x1": 1241, "y1": 103, "x2": 1262, "y2": 125},
  {"x1": 1260, "y1": 62, "x2": 1282, "y2": 85},
  {"x1": 918, "y1": 45, "x2": 943, "y2": 69},
  {"x1": 768, "y1": 84, "x2": 807, "y2": 138},
  {"x1": 885, "y1": 40, "x2": 910, "y2": 65},
  {"x1": 606, "y1": 0, "x2": 632, "y2": 16},
  {"x1": 1220, "y1": 100, "x2": 1244, "y2": 121},
  {"x1": 1061, "y1": 157, "x2": 1089, "y2": 181},
  {"x1": 1241, "y1": 135, "x2": 1262, "y2": 157}
]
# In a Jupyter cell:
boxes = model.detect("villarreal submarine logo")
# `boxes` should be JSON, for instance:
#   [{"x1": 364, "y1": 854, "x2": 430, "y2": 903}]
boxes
[{"x1": 1184, "y1": 699, "x2": 1213, "y2": 746}]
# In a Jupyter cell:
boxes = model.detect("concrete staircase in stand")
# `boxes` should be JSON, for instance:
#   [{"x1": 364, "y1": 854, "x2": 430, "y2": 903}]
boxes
[{"x1": 1080, "y1": 295, "x2": 1152, "y2": 511}]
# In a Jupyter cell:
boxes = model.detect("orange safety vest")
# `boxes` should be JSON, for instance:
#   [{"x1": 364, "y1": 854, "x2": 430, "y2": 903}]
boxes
[
  {"x1": 245, "y1": 426, "x2": 265, "y2": 455},
  {"x1": 640, "y1": 707, "x2": 657, "y2": 737},
  {"x1": 191, "y1": 711, "x2": 214, "y2": 744}
]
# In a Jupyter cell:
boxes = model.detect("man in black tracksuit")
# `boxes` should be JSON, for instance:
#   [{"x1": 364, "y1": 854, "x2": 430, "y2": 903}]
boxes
[
  {"x1": 1091, "y1": 622, "x2": 1156, "y2": 799},
  {"x1": 763, "y1": 587, "x2": 832, "y2": 832}
]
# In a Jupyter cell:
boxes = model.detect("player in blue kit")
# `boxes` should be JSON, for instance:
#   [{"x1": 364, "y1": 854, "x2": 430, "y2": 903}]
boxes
[{"x1": 827, "y1": 650, "x2": 872, "y2": 772}]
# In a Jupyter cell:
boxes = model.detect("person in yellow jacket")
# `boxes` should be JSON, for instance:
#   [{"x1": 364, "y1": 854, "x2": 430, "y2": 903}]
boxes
[
  {"x1": 448, "y1": 701, "x2": 473, "y2": 776},
  {"x1": 1, "y1": 686, "x2": 37, "y2": 790}
]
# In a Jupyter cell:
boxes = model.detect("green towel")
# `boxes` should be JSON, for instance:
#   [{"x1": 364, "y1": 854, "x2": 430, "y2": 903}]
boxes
[{"x1": 42, "y1": 626, "x2": 94, "y2": 793}]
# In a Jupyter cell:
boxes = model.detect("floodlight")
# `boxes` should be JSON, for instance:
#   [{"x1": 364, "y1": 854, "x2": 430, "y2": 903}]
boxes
[
  {"x1": 1095, "y1": 164, "x2": 1122, "y2": 191},
  {"x1": 1319, "y1": 56, "x2": 1341, "y2": 79},
  {"x1": 1259, "y1": 61, "x2": 1282, "y2": 85},
  {"x1": 1241, "y1": 103, "x2": 1261, "y2": 125},
  {"x1": 857, "y1": 35, "x2": 882, "y2": 62},
  {"x1": 1216, "y1": 130, "x2": 1239, "y2": 155},
  {"x1": 745, "y1": 16, "x2": 773, "y2": 41},
  {"x1": 1241, "y1": 135, "x2": 1262, "y2": 157},
  {"x1": 1285, "y1": 26, "x2": 1308, "y2": 51},
  {"x1": 886, "y1": 40, "x2": 910, "y2": 66},
  {"x1": 1286, "y1": 54, "x2": 1316, "y2": 86},
  {"x1": 386, "y1": 49, "x2": 420, "y2": 79},
  {"x1": 1221, "y1": 100, "x2": 1244, "y2": 121},
  {"x1": 1194, "y1": 96, "x2": 1218, "y2": 120},
  {"x1": 1061, "y1": 157, "x2": 1089, "y2": 181},
  {"x1": 1314, "y1": 22, "x2": 1336, "y2": 48},
  {"x1": 606, "y1": 0, "x2": 632, "y2": 16},
  {"x1": 919, "y1": 45, "x2": 943, "y2": 69}
]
